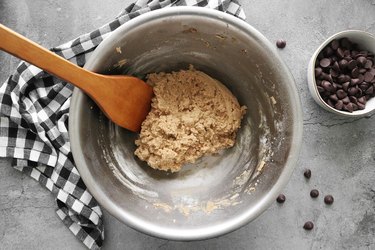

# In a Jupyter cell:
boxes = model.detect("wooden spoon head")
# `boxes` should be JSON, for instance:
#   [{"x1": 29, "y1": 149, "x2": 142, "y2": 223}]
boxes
[{"x1": 91, "y1": 75, "x2": 153, "y2": 132}]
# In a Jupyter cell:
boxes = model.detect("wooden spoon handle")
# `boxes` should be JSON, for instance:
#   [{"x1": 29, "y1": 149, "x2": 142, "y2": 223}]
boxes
[{"x1": 0, "y1": 24, "x2": 95, "y2": 91}]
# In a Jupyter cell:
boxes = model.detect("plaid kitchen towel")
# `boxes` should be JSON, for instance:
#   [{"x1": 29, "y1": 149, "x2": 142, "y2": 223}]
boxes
[{"x1": 0, "y1": 0, "x2": 245, "y2": 249}]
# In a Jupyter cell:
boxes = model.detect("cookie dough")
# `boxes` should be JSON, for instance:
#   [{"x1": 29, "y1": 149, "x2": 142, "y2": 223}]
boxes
[{"x1": 135, "y1": 66, "x2": 246, "y2": 172}]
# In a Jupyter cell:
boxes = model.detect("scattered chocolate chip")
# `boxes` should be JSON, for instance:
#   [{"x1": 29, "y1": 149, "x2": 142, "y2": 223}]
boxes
[
  {"x1": 310, "y1": 189, "x2": 319, "y2": 198},
  {"x1": 276, "y1": 39, "x2": 286, "y2": 49},
  {"x1": 276, "y1": 194, "x2": 286, "y2": 203},
  {"x1": 303, "y1": 221, "x2": 314, "y2": 230},
  {"x1": 324, "y1": 195, "x2": 334, "y2": 205},
  {"x1": 304, "y1": 169, "x2": 311, "y2": 179}
]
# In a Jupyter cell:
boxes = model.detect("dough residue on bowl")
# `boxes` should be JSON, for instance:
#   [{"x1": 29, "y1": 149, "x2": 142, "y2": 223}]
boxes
[{"x1": 134, "y1": 66, "x2": 246, "y2": 172}]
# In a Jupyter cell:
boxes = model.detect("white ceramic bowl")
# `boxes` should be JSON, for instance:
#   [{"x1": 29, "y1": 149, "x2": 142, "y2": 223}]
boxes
[{"x1": 307, "y1": 30, "x2": 375, "y2": 117}]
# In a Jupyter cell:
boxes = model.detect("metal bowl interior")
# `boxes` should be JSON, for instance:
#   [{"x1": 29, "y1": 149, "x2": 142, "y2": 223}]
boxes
[{"x1": 69, "y1": 7, "x2": 302, "y2": 240}]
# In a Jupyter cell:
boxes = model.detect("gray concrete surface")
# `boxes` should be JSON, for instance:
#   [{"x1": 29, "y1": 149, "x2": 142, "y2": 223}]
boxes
[{"x1": 0, "y1": 0, "x2": 375, "y2": 249}]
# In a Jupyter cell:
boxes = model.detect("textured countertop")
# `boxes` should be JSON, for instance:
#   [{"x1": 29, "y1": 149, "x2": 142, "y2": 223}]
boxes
[{"x1": 0, "y1": 1, "x2": 374, "y2": 249}]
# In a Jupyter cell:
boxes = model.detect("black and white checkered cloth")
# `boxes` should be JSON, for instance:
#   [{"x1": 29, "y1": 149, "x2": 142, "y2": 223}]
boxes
[{"x1": 0, "y1": 0, "x2": 245, "y2": 249}]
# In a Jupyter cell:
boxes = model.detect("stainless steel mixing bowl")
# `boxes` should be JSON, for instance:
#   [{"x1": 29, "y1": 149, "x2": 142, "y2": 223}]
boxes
[{"x1": 69, "y1": 7, "x2": 303, "y2": 240}]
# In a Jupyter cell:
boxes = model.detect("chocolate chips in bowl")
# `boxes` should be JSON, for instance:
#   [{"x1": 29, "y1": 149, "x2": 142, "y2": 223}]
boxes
[{"x1": 307, "y1": 30, "x2": 375, "y2": 117}]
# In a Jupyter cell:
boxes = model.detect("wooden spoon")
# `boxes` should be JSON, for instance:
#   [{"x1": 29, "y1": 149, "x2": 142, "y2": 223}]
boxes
[{"x1": 0, "y1": 24, "x2": 153, "y2": 132}]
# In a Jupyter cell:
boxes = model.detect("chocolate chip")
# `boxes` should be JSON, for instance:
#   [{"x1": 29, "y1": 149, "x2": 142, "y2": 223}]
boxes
[
  {"x1": 331, "y1": 39, "x2": 339, "y2": 50},
  {"x1": 276, "y1": 39, "x2": 286, "y2": 49},
  {"x1": 347, "y1": 60, "x2": 357, "y2": 70},
  {"x1": 304, "y1": 169, "x2": 311, "y2": 179},
  {"x1": 350, "y1": 78, "x2": 360, "y2": 86},
  {"x1": 349, "y1": 96, "x2": 358, "y2": 105},
  {"x1": 320, "y1": 58, "x2": 331, "y2": 68},
  {"x1": 303, "y1": 221, "x2": 314, "y2": 230},
  {"x1": 338, "y1": 74, "x2": 349, "y2": 83},
  {"x1": 324, "y1": 195, "x2": 334, "y2": 205},
  {"x1": 342, "y1": 96, "x2": 350, "y2": 104},
  {"x1": 327, "y1": 99, "x2": 334, "y2": 107},
  {"x1": 359, "y1": 82, "x2": 369, "y2": 91},
  {"x1": 310, "y1": 189, "x2": 319, "y2": 198},
  {"x1": 342, "y1": 82, "x2": 350, "y2": 92},
  {"x1": 333, "y1": 83, "x2": 342, "y2": 90},
  {"x1": 358, "y1": 102, "x2": 366, "y2": 110},
  {"x1": 336, "y1": 48, "x2": 345, "y2": 58},
  {"x1": 365, "y1": 60, "x2": 373, "y2": 69},
  {"x1": 358, "y1": 74, "x2": 365, "y2": 84},
  {"x1": 364, "y1": 72, "x2": 374, "y2": 82},
  {"x1": 315, "y1": 67, "x2": 323, "y2": 77},
  {"x1": 323, "y1": 73, "x2": 333, "y2": 83},
  {"x1": 335, "y1": 100, "x2": 344, "y2": 110},
  {"x1": 322, "y1": 80, "x2": 333, "y2": 92},
  {"x1": 352, "y1": 103, "x2": 359, "y2": 111},
  {"x1": 339, "y1": 59, "x2": 348, "y2": 70},
  {"x1": 365, "y1": 86, "x2": 374, "y2": 95},
  {"x1": 330, "y1": 69, "x2": 339, "y2": 78},
  {"x1": 324, "y1": 47, "x2": 334, "y2": 57},
  {"x1": 351, "y1": 67, "x2": 359, "y2": 78},
  {"x1": 328, "y1": 94, "x2": 338, "y2": 102},
  {"x1": 357, "y1": 56, "x2": 367, "y2": 66},
  {"x1": 336, "y1": 89, "x2": 347, "y2": 99},
  {"x1": 358, "y1": 96, "x2": 367, "y2": 104},
  {"x1": 332, "y1": 61, "x2": 340, "y2": 72},
  {"x1": 276, "y1": 194, "x2": 286, "y2": 203},
  {"x1": 344, "y1": 102, "x2": 354, "y2": 112},
  {"x1": 348, "y1": 87, "x2": 358, "y2": 96}
]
